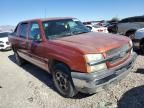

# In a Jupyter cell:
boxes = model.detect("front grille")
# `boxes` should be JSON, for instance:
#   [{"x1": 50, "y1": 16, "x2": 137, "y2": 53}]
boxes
[
  {"x1": 106, "y1": 44, "x2": 130, "y2": 56},
  {"x1": 106, "y1": 44, "x2": 130, "y2": 64},
  {"x1": 0, "y1": 45, "x2": 4, "y2": 47},
  {"x1": 0, "y1": 41, "x2": 3, "y2": 43}
]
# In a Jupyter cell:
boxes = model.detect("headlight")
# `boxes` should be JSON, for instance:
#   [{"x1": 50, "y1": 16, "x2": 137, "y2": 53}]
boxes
[
  {"x1": 85, "y1": 54, "x2": 103, "y2": 63},
  {"x1": 129, "y1": 39, "x2": 133, "y2": 47},
  {"x1": 84, "y1": 54, "x2": 107, "y2": 72}
]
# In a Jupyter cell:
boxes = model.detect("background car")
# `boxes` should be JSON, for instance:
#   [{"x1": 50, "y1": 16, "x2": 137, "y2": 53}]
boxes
[
  {"x1": 117, "y1": 16, "x2": 144, "y2": 39},
  {"x1": 0, "y1": 32, "x2": 11, "y2": 50},
  {"x1": 107, "y1": 22, "x2": 118, "y2": 34},
  {"x1": 85, "y1": 24, "x2": 108, "y2": 33}
]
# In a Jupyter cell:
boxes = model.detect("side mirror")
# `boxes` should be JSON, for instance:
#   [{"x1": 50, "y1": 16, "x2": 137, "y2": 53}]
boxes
[{"x1": 33, "y1": 35, "x2": 42, "y2": 43}]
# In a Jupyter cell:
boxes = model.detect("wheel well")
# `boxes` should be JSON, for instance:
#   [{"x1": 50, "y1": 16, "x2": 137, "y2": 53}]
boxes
[
  {"x1": 140, "y1": 38, "x2": 144, "y2": 45},
  {"x1": 12, "y1": 45, "x2": 16, "y2": 52},
  {"x1": 49, "y1": 59, "x2": 71, "y2": 72},
  {"x1": 125, "y1": 29, "x2": 136, "y2": 36}
]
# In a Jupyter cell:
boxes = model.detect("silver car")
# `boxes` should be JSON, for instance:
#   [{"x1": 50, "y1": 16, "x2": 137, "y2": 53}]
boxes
[{"x1": 117, "y1": 16, "x2": 144, "y2": 39}]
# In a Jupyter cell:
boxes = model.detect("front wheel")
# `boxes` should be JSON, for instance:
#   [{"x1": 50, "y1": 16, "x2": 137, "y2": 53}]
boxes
[
  {"x1": 126, "y1": 31, "x2": 135, "y2": 40},
  {"x1": 52, "y1": 63, "x2": 77, "y2": 98}
]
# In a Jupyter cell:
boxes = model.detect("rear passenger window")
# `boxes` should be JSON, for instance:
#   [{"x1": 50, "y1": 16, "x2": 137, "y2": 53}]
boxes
[
  {"x1": 28, "y1": 22, "x2": 41, "y2": 40},
  {"x1": 19, "y1": 23, "x2": 28, "y2": 38},
  {"x1": 137, "y1": 18, "x2": 144, "y2": 22},
  {"x1": 129, "y1": 18, "x2": 135, "y2": 22}
]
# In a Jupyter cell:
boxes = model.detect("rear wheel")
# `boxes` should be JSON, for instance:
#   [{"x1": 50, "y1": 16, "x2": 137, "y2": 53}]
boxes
[
  {"x1": 52, "y1": 63, "x2": 77, "y2": 98},
  {"x1": 14, "y1": 52, "x2": 25, "y2": 66},
  {"x1": 140, "y1": 42, "x2": 144, "y2": 54}
]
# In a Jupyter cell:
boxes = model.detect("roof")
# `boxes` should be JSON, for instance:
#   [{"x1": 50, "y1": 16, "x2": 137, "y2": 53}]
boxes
[
  {"x1": 122, "y1": 15, "x2": 144, "y2": 20},
  {"x1": 21, "y1": 17, "x2": 75, "y2": 23}
]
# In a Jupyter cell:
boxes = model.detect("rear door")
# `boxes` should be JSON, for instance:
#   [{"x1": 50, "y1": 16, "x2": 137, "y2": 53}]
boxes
[
  {"x1": 17, "y1": 23, "x2": 29, "y2": 57},
  {"x1": 26, "y1": 21, "x2": 49, "y2": 72}
]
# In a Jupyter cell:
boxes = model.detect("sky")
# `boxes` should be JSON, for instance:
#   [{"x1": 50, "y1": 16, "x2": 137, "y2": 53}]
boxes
[{"x1": 1, "y1": 0, "x2": 144, "y2": 25}]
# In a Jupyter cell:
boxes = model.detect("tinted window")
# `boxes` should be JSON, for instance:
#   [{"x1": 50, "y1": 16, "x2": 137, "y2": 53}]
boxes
[
  {"x1": 136, "y1": 18, "x2": 144, "y2": 22},
  {"x1": 19, "y1": 23, "x2": 28, "y2": 38},
  {"x1": 120, "y1": 17, "x2": 144, "y2": 23},
  {"x1": 29, "y1": 22, "x2": 41, "y2": 40},
  {"x1": 128, "y1": 18, "x2": 134, "y2": 22}
]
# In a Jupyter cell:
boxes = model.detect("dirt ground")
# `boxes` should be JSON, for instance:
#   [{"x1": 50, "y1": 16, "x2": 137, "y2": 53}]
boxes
[{"x1": 0, "y1": 51, "x2": 144, "y2": 108}]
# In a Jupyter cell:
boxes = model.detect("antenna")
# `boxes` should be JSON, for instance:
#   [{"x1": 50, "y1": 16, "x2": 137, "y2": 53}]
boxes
[{"x1": 44, "y1": 8, "x2": 46, "y2": 18}]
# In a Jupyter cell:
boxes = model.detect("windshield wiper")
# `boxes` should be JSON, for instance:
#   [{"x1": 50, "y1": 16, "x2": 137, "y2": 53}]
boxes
[
  {"x1": 62, "y1": 33, "x2": 72, "y2": 36},
  {"x1": 73, "y1": 31, "x2": 89, "y2": 35}
]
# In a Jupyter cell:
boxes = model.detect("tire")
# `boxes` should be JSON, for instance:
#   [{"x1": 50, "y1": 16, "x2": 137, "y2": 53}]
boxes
[
  {"x1": 126, "y1": 31, "x2": 135, "y2": 40},
  {"x1": 14, "y1": 52, "x2": 25, "y2": 66},
  {"x1": 140, "y1": 42, "x2": 144, "y2": 54},
  {"x1": 52, "y1": 63, "x2": 77, "y2": 98}
]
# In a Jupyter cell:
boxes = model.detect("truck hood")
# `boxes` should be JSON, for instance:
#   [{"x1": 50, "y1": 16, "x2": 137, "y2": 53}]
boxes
[{"x1": 52, "y1": 32, "x2": 130, "y2": 54}]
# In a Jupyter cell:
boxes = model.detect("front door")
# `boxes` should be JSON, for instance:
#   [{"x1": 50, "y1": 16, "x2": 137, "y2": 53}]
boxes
[{"x1": 27, "y1": 22, "x2": 49, "y2": 72}]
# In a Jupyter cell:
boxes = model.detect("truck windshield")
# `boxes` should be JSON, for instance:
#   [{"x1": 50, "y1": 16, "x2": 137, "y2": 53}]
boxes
[
  {"x1": 0, "y1": 32, "x2": 9, "y2": 38},
  {"x1": 42, "y1": 19, "x2": 90, "y2": 40}
]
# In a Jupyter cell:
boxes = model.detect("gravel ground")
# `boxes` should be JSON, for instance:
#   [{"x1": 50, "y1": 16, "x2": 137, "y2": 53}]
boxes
[{"x1": 0, "y1": 51, "x2": 144, "y2": 108}]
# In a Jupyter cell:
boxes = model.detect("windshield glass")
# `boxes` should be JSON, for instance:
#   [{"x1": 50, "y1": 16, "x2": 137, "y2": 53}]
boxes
[
  {"x1": 42, "y1": 19, "x2": 90, "y2": 40},
  {"x1": 0, "y1": 32, "x2": 9, "y2": 38}
]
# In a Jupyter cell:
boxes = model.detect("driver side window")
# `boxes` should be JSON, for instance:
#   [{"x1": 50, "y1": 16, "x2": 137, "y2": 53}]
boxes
[{"x1": 29, "y1": 22, "x2": 41, "y2": 40}]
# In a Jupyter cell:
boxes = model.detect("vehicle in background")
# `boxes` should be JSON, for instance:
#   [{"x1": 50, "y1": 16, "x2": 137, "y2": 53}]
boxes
[
  {"x1": 107, "y1": 22, "x2": 118, "y2": 34},
  {"x1": 0, "y1": 32, "x2": 11, "y2": 50},
  {"x1": 9, "y1": 17, "x2": 136, "y2": 97},
  {"x1": 133, "y1": 28, "x2": 144, "y2": 53},
  {"x1": 117, "y1": 16, "x2": 144, "y2": 39},
  {"x1": 83, "y1": 21, "x2": 107, "y2": 27},
  {"x1": 84, "y1": 24, "x2": 108, "y2": 33}
]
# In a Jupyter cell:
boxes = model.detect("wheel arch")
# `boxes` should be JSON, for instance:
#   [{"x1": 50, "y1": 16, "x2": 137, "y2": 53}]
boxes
[
  {"x1": 140, "y1": 38, "x2": 144, "y2": 45},
  {"x1": 48, "y1": 58, "x2": 71, "y2": 73},
  {"x1": 125, "y1": 29, "x2": 137, "y2": 36}
]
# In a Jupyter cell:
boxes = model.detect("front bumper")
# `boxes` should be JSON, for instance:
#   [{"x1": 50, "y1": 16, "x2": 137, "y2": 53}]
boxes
[
  {"x1": 71, "y1": 52, "x2": 137, "y2": 94},
  {"x1": 0, "y1": 43, "x2": 11, "y2": 50}
]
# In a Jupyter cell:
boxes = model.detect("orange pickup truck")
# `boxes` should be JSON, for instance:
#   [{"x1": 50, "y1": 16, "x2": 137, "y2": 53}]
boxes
[{"x1": 9, "y1": 17, "x2": 137, "y2": 97}]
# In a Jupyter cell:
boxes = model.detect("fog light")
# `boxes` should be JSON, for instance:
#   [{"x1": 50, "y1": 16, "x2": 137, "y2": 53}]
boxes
[{"x1": 6, "y1": 42, "x2": 10, "y2": 45}]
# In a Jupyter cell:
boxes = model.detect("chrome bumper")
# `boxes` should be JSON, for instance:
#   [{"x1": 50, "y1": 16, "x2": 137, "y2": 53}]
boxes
[{"x1": 71, "y1": 52, "x2": 137, "y2": 94}]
